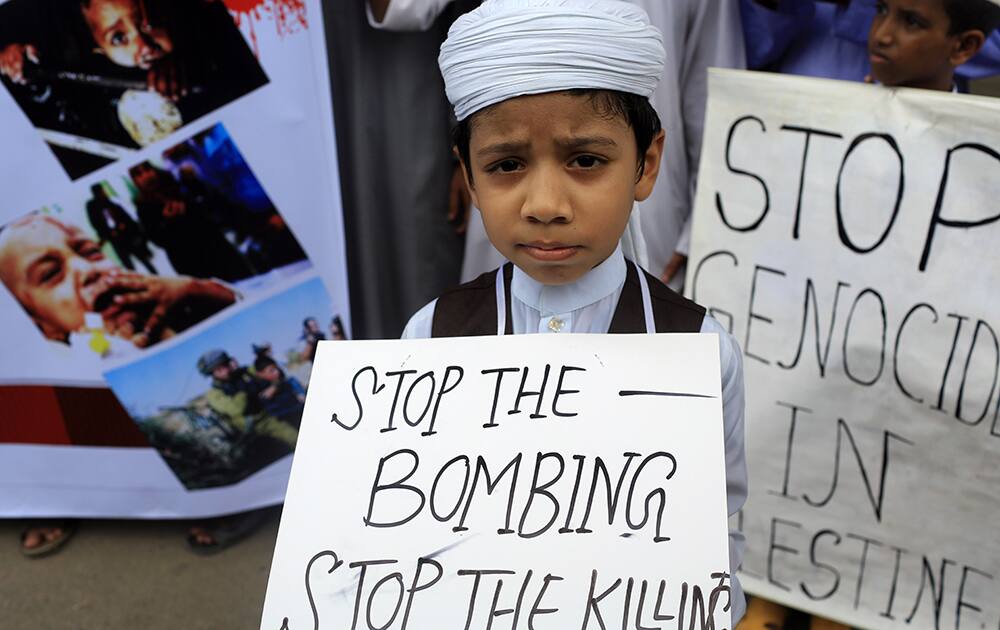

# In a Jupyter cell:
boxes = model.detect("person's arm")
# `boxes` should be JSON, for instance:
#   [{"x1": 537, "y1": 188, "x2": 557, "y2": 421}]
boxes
[
  {"x1": 662, "y1": 0, "x2": 745, "y2": 285},
  {"x1": 365, "y1": 0, "x2": 457, "y2": 32},
  {"x1": 739, "y1": 0, "x2": 817, "y2": 70},
  {"x1": 702, "y1": 315, "x2": 749, "y2": 626},
  {"x1": 369, "y1": 0, "x2": 391, "y2": 22}
]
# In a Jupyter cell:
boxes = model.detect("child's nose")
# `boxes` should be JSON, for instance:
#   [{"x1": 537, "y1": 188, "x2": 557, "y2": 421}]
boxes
[
  {"x1": 520, "y1": 170, "x2": 573, "y2": 224},
  {"x1": 872, "y1": 19, "x2": 894, "y2": 46}
]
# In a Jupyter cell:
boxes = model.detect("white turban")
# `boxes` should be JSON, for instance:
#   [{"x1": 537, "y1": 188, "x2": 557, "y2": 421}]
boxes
[{"x1": 439, "y1": 0, "x2": 665, "y2": 121}]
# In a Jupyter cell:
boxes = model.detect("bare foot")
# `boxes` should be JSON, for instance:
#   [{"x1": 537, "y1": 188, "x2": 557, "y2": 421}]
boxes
[
  {"x1": 20, "y1": 521, "x2": 75, "y2": 557},
  {"x1": 187, "y1": 526, "x2": 216, "y2": 546},
  {"x1": 22, "y1": 526, "x2": 64, "y2": 550}
]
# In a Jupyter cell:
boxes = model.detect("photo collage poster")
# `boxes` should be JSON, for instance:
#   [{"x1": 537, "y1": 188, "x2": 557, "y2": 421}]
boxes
[{"x1": 0, "y1": 0, "x2": 352, "y2": 518}]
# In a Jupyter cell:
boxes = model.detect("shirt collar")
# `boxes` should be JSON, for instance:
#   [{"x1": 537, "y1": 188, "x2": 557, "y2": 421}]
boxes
[{"x1": 511, "y1": 245, "x2": 627, "y2": 316}]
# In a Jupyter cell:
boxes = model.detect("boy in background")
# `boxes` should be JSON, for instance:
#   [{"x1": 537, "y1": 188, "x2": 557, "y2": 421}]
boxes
[
  {"x1": 741, "y1": 0, "x2": 1000, "y2": 90},
  {"x1": 742, "y1": 1, "x2": 1000, "y2": 629},
  {"x1": 402, "y1": 0, "x2": 749, "y2": 622},
  {"x1": 868, "y1": 0, "x2": 1000, "y2": 91}
]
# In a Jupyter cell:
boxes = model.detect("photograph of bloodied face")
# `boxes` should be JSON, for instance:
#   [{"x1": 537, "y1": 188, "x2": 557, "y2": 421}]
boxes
[
  {"x1": 0, "y1": 123, "x2": 308, "y2": 359},
  {"x1": 0, "y1": 0, "x2": 268, "y2": 179},
  {"x1": 104, "y1": 276, "x2": 335, "y2": 489}
]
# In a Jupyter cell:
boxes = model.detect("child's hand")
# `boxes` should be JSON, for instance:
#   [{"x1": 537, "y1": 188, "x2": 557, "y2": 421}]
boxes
[
  {"x1": 147, "y1": 56, "x2": 189, "y2": 102},
  {"x1": 660, "y1": 252, "x2": 688, "y2": 284},
  {"x1": 0, "y1": 43, "x2": 39, "y2": 84}
]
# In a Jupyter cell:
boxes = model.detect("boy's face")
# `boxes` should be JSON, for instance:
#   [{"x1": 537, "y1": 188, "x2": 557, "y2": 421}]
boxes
[
  {"x1": 81, "y1": 0, "x2": 173, "y2": 70},
  {"x1": 463, "y1": 92, "x2": 662, "y2": 286},
  {"x1": 0, "y1": 216, "x2": 117, "y2": 341},
  {"x1": 869, "y1": 0, "x2": 983, "y2": 90},
  {"x1": 259, "y1": 364, "x2": 282, "y2": 383}
]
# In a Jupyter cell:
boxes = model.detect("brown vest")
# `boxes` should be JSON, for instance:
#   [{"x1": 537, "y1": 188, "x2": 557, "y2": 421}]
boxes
[{"x1": 431, "y1": 262, "x2": 705, "y2": 337}]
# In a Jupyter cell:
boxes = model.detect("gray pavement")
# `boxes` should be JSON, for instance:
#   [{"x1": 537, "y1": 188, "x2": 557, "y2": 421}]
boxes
[{"x1": 0, "y1": 511, "x2": 281, "y2": 630}]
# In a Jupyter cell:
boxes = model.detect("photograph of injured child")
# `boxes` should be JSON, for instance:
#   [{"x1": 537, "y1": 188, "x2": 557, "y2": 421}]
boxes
[
  {"x1": 0, "y1": 0, "x2": 268, "y2": 179},
  {"x1": 0, "y1": 123, "x2": 308, "y2": 358},
  {"x1": 103, "y1": 276, "x2": 338, "y2": 489}
]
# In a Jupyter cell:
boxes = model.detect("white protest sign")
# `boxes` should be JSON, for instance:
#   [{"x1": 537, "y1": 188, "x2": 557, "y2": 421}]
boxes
[
  {"x1": 260, "y1": 334, "x2": 731, "y2": 629},
  {"x1": 688, "y1": 69, "x2": 1000, "y2": 629}
]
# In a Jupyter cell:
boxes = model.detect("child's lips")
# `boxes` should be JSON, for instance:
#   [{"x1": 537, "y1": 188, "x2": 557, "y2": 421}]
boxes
[
  {"x1": 519, "y1": 242, "x2": 580, "y2": 262},
  {"x1": 870, "y1": 50, "x2": 891, "y2": 65}
]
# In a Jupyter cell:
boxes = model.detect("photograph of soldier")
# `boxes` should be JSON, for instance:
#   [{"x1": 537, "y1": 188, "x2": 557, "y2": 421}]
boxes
[
  {"x1": 0, "y1": 0, "x2": 268, "y2": 178},
  {"x1": 0, "y1": 124, "x2": 310, "y2": 357},
  {"x1": 103, "y1": 277, "x2": 334, "y2": 489}
]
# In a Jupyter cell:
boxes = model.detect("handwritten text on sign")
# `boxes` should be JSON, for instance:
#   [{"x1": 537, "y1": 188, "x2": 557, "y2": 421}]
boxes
[
  {"x1": 260, "y1": 334, "x2": 731, "y2": 629},
  {"x1": 688, "y1": 69, "x2": 1000, "y2": 630}
]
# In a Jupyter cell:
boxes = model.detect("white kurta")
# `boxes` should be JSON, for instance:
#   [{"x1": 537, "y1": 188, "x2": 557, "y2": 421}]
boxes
[
  {"x1": 403, "y1": 246, "x2": 749, "y2": 623},
  {"x1": 635, "y1": 0, "x2": 746, "y2": 280}
]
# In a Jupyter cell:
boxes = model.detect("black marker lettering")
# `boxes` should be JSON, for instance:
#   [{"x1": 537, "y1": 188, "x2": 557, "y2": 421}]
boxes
[{"x1": 716, "y1": 116, "x2": 770, "y2": 232}]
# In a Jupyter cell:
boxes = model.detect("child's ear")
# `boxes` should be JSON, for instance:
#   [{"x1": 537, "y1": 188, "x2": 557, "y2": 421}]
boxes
[
  {"x1": 634, "y1": 129, "x2": 665, "y2": 202},
  {"x1": 454, "y1": 147, "x2": 479, "y2": 207},
  {"x1": 951, "y1": 30, "x2": 986, "y2": 67}
]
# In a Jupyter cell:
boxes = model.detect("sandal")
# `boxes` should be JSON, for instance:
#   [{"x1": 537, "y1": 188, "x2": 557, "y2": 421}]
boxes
[
  {"x1": 186, "y1": 508, "x2": 270, "y2": 556},
  {"x1": 20, "y1": 520, "x2": 77, "y2": 558}
]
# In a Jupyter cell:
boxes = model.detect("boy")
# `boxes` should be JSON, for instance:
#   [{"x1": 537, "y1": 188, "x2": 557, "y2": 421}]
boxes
[
  {"x1": 868, "y1": 0, "x2": 1000, "y2": 91},
  {"x1": 740, "y1": 0, "x2": 1000, "y2": 88},
  {"x1": 402, "y1": 0, "x2": 748, "y2": 621},
  {"x1": 254, "y1": 353, "x2": 306, "y2": 429}
]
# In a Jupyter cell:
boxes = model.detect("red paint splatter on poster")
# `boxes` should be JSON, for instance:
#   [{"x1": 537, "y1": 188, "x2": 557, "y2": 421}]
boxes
[{"x1": 224, "y1": 0, "x2": 308, "y2": 56}]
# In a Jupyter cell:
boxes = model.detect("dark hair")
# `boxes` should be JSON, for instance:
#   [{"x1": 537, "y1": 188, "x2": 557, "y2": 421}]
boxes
[
  {"x1": 254, "y1": 354, "x2": 281, "y2": 374},
  {"x1": 452, "y1": 89, "x2": 661, "y2": 185},
  {"x1": 944, "y1": 0, "x2": 1000, "y2": 35}
]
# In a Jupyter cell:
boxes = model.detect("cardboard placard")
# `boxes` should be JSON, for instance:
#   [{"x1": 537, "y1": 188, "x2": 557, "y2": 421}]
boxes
[
  {"x1": 261, "y1": 334, "x2": 732, "y2": 629},
  {"x1": 688, "y1": 69, "x2": 1000, "y2": 629}
]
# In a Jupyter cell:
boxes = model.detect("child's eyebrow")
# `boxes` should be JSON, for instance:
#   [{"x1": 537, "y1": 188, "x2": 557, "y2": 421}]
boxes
[
  {"x1": 554, "y1": 136, "x2": 619, "y2": 151},
  {"x1": 477, "y1": 136, "x2": 619, "y2": 159},
  {"x1": 476, "y1": 140, "x2": 531, "y2": 159}
]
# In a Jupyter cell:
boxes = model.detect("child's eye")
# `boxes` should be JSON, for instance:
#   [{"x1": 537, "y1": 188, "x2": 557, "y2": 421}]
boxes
[
  {"x1": 488, "y1": 159, "x2": 523, "y2": 173},
  {"x1": 110, "y1": 31, "x2": 129, "y2": 46},
  {"x1": 874, "y1": 1, "x2": 887, "y2": 15},
  {"x1": 901, "y1": 10, "x2": 927, "y2": 28},
  {"x1": 570, "y1": 155, "x2": 604, "y2": 169}
]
